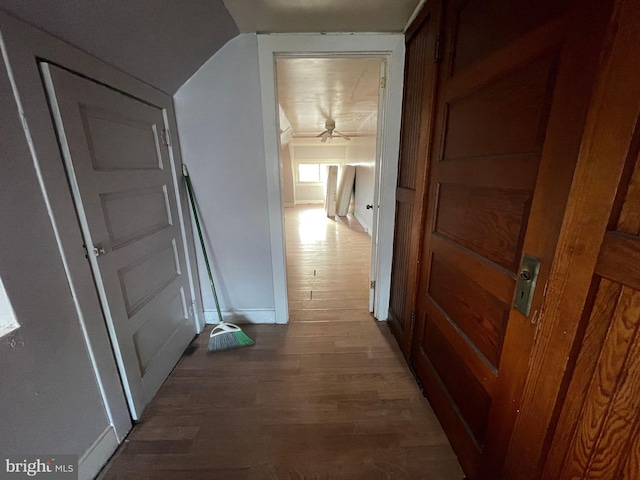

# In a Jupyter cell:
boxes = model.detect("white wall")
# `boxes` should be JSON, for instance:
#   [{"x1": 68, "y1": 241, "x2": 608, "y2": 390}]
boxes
[
  {"x1": 175, "y1": 34, "x2": 276, "y2": 324},
  {"x1": 348, "y1": 113, "x2": 378, "y2": 234}
]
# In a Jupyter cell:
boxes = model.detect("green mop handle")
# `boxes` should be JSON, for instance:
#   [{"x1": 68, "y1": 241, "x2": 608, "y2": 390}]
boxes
[{"x1": 182, "y1": 164, "x2": 225, "y2": 324}]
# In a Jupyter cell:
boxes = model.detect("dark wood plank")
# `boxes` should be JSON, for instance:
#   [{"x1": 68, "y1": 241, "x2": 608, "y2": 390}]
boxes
[
  {"x1": 560, "y1": 287, "x2": 640, "y2": 479},
  {"x1": 435, "y1": 183, "x2": 532, "y2": 271},
  {"x1": 98, "y1": 206, "x2": 463, "y2": 479},
  {"x1": 423, "y1": 320, "x2": 492, "y2": 444},
  {"x1": 388, "y1": 1, "x2": 442, "y2": 357},
  {"x1": 450, "y1": 0, "x2": 575, "y2": 74},
  {"x1": 424, "y1": 298, "x2": 497, "y2": 395},
  {"x1": 428, "y1": 255, "x2": 509, "y2": 367},
  {"x1": 596, "y1": 232, "x2": 640, "y2": 291},
  {"x1": 542, "y1": 278, "x2": 622, "y2": 479},
  {"x1": 442, "y1": 53, "x2": 558, "y2": 161}
]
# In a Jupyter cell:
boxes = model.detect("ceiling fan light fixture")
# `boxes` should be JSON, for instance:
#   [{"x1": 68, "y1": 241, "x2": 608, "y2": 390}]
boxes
[{"x1": 317, "y1": 118, "x2": 350, "y2": 143}]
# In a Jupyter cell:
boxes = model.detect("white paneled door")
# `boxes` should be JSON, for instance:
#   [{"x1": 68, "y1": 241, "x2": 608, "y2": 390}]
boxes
[{"x1": 42, "y1": 64, "x2": 196, "y2": 419}]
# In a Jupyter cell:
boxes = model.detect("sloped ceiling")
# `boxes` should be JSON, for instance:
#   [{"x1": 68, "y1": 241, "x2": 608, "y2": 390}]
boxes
[{"x1": 0, "y1": 0, "x2": 239, "y2": 94}]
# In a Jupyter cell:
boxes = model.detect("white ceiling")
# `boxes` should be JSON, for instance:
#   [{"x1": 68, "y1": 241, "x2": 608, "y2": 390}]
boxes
[
  {"x1": 224, "y1": 0, "x2": 420, "y2": 33},
  {"x1": 277, "y1": 58, "x2": 382, "y2": 137}
]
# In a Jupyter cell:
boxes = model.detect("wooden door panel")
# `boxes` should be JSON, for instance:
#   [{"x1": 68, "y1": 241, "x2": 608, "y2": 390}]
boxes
[
  {"x1": 408, "y1": 0, "x2": 612, "y2": 477},
  {"x1": 434, "y1": 184, "x2": 532, "y2": 272},
  {"x1": 388, "y1": 4, "x2": 440, "y2": 355},
  {"x1": 450, "y1": 0, "x2": 574, "y2": 74},
  {"x1": 442, "y1": 54, "x2": 557, "y2": 161},
  {"x1": 423, "y1": 319, "x2": 492, "y2": 442},
  {"x1": 428, "y1": 254, "x2": 509, "y2": 367}
]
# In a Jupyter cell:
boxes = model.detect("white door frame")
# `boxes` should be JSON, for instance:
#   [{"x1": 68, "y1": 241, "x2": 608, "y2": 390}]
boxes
[{"x1": 258, "y1": 33, "x2": 405, "y2": 323}]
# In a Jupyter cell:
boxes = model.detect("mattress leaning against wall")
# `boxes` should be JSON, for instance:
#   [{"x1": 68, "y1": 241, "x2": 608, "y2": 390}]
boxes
[{"x1": 336, "y1": 165, "x2": 356, "y2": 216}]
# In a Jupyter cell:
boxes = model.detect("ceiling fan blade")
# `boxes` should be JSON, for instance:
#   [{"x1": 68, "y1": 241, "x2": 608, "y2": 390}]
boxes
[
  {"x1": 334, "y1": 130, "x2": 351, "y2": 141},
  {"x1": 316, "y1": 131, "x2": 327, "y2": 138},
  {"x1": 320, "y1": 135, "x2": 328, "y2": 143}
]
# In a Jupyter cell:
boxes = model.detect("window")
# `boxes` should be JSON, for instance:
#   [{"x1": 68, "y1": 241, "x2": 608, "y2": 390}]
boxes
[
  {"x1": 0, "y1": 277, "x2": 19, "y2": 338},
  {"x1": 297, "y1": 163, "x2": 338, "y2": 184}
]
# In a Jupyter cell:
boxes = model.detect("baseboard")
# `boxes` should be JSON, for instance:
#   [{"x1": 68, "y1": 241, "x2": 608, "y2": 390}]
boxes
[
  {"x1": 78, "y1": 426, "x2": 118, "y2": 480},
  {"x1": 204, "y1": 308, "x2": 276, "y2": 324},
  {"x1": 284, "y1": 202, "x2": 295, "y2": 208},
  {"x1": 354, "y1": 211, "x2": 373, "y2": 237},
  {"x1": 294, "y1": 200, "x2": 324, "y2": 205}
]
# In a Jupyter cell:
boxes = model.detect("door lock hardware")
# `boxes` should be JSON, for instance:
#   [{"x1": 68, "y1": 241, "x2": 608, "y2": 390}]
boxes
[{"x1": 514, "y1": 254, "x2": 540, "y2": 317}]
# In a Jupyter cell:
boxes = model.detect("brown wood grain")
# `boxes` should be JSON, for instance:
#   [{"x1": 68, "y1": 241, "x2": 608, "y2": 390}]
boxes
[
  {"x1": 434, "y1": 183, "x2": 532, "y2": 272},
  {"x1": 483, "y1": 1, "x2": 617, "y2": 476},
  {"x1": 423, "y1": 320, "x2": 492, "y2": 444},
  {"x1": 542, "y1": 278, "x2": 622, "y2": 479},
  {"x1": 596, "y1": 232, "x2": 640, "y2": 291},
  {"x1": 502, "y1": 0, "x2": 640, "y2": 476},
  {"x1": 406, "y1": 0, "x2": 618, "y2": 478},
  {"x1": 430, "y1": 233, "x2": 516, "y2": 305},
  {"x1": 450, "y1": 0, "x2": 575, "y2": 74},
  {"x1": 442, "y1": 54, "x2": 557, "y2": 161},
  {"x1": 424, "y1": 297, "x2": 497, "y2": 395},
  {"x1": 560, "y1": 288, "x2": 640, "y2": 479},
  {"x1": 428, "y1": 255, "x2": 509, "y2": 367},
  {"x1": 388, "y1": 1, "x2": 441, "y2": 357}
]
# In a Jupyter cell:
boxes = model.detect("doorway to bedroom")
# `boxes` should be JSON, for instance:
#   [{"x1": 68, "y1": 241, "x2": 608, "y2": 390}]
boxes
[{"x1": 275, "y1": 57, "x2": 383, "y2": 322}]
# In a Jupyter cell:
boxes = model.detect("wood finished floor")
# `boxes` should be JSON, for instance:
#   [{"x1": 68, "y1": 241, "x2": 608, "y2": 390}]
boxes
[{"x1": 99, "y1": 206, "x2": 463, "y2": 479}]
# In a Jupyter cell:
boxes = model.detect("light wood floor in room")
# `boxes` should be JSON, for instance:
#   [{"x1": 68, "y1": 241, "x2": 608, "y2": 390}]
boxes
[{"x1": 99, "y1": 206, "x2": 463, "y2": 479}]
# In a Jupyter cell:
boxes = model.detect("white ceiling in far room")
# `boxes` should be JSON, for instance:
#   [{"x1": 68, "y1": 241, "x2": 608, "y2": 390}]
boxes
[{"x1": 276, "y1": 57, "x2": 382, "y2": 139}]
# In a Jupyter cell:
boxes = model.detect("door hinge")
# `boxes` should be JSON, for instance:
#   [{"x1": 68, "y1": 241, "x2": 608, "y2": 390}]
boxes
[
  {"x1": 160, "y1": 128, "x2": 171, "y2": 146},
  {"x1": 380, "y1": 76, "x2": 387, "y2": 89},
  {"x1": 434, "y1": 34, "x2": 443, "y2": 63},
  {"x1": 370, "y1": 280, "x2": 376, "y2": 289}
]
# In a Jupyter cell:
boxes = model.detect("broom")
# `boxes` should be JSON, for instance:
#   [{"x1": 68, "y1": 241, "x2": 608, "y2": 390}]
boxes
[{"x1": 182, "y1": 164, "x2": 255, "y2": 352}]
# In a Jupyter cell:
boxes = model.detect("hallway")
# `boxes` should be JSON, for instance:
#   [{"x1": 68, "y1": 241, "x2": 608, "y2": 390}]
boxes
[{"x1": 99, "y1": 206, "x2": 462, "y2": 479}]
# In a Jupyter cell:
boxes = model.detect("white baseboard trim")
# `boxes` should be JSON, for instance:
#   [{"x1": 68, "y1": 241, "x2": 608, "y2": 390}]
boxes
[
  {"x1": 284, "y1": 202, "x2": 295, "y2": 208},
  {"x1": 354, "y1": 211, "x2": 373, "y2": 237},
  {"x1": 78, "y1": 426, "x2": 118, "y2": 480},
  {"x1": 204, "y1": 308, "x2": 276, "y2": 324},
  {"x1": 294, "y1": 200, "x2": 324, "y2": 205}
]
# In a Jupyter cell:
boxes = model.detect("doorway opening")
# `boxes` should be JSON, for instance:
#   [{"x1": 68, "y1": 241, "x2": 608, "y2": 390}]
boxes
[
  {"x1": 257, "y1": 33, "x2": 405, "y2": 325},
  {"x1": 275, "y1": 56, "x2": 383, "y2": 320}
]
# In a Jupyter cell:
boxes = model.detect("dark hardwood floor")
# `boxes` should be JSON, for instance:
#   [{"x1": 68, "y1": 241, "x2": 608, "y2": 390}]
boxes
[{"x1": 98, "y1": 206, "x2": 462, "y2": 479}]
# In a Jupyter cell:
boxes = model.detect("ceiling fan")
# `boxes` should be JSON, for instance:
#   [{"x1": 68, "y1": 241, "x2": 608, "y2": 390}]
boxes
[{"x1": 316, "y1": 118, "x2": 351, "y2": 143}]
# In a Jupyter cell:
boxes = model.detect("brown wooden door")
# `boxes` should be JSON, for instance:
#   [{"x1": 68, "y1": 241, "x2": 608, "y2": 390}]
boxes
[
  {"x1": 549, "y1": 160, "x2": 640, "y2": 479},
  {"x1": 388, "y1": 2, "x2": 440, "y2": 356},
  {"x1": 536, "y1": 2, "x2": 640, "y2": 474},
  {"x1": 408, "y1": 0, "x2": 614, "y2": 477}
]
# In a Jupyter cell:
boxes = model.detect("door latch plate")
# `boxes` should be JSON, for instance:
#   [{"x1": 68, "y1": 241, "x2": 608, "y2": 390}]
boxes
[{"x1": 514, "y1": 254, "x2": 540, "y2": 317}]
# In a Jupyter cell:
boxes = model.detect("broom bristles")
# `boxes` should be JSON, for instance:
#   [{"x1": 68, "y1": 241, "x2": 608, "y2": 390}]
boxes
[{"x1": 208, "y1": 325, "x2": 255, "y2": 352}]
